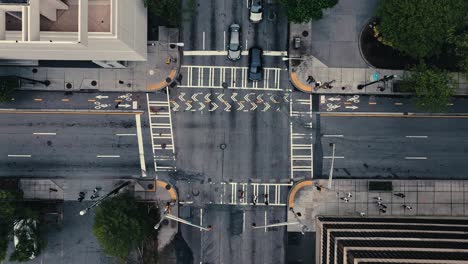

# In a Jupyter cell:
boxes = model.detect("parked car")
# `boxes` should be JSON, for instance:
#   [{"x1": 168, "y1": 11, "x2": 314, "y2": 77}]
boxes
[
  {"x1": 249, "y1": 0, "x2": 263, "y2": 23},
  {"x1": 248, "y1": 47, "x2": 263, "y2": 81},
  {"x1": 227, "y1": 24, "x2": 241, "y2": 60}
]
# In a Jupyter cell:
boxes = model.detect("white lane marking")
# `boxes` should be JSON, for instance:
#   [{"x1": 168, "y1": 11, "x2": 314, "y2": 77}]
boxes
[
  {"x1": 243, "y1": 210, "x2": 246, "y2": 233},
  {"x1": 202, "y1": 32, "x2": 205, "y2": 50},
  {"x1": 405, "y1": 157, "x2": 428, "y2": 160},
  {"x1": 8, "y1": 155, "x2": 31, "y2": 158},
  {"x1": 115, "y1": 134, "x2": 137, "y2": 136},
  {"x1": 200, "y1": 208, "x2": 203, "y2": 231},
  {"x1": 135, "y1": 102, "x2": 147, "y2": 177},
  {"x1": 223, "y1": 31, "x2": 226, "y2": 51},
  {"x1": 323, "y1": 156, "x2": 344, "y2": 159},
  {"x1": 245, "y1": 40, "x2": 248, "y2": 50},
  {"x1": 96, "y1": 155, "x2": 120, "y2": 158},
  {"x1": 323, "y1": 135, "x2": 344, "y2": 138},
  {"x1": 264, "y1": 210, "x2": 267, "y2": 232},
  {"x1": 405, "y1": 136, "x2": 428, "y2": 139},
  {"x1": 33, "y1": 132, "x2": 56, "y2": 135}
]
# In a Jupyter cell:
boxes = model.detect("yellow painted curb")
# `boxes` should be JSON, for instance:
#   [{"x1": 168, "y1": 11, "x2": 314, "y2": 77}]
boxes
[
  {"x1": 147, "y1": 69, "x2": 178, "y2": 91},
  {"x1": 156, "y1": 180, "x2": 177, "y2": 201},
  {"x1": 288, "y1": 180, "x2": 313, "y2": 208},
  {"x1": 290, "y1": 72, "x2": 313, "y2": 93}
]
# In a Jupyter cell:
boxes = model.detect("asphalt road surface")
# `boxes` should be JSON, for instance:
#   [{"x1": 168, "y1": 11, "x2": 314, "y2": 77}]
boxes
[{"x1": 314, "y1": 115, "x2": 468, "y2": 179}]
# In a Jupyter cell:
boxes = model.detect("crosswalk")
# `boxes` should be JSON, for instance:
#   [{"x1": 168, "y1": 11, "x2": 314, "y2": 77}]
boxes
[
  {"x1": 146, "y1": 89, "x2": 177, "y2": 172},
  {"x1": 178, "y1": 65, "x2": 286, "y2": 91},
  {"x1": 289, "y1": 94, "x2": 314, "y2": 180},
  {"x1": 214, "y1": 182, "x2": 292, "y2": 206}
]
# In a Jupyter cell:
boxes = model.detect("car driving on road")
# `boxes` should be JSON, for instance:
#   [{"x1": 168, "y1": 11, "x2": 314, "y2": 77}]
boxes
[
  {"x1": 249, "y1": 0, "x2": 263, "y2": 23},
  {"x1": 227, "y1": 24, "x2": 241, "y2": 61},
  {"x1": 248, "y1": 47, "x2": 263, "y2": 81}
]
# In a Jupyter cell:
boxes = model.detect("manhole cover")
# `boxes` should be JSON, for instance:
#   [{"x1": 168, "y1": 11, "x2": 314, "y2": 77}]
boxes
[
  {"x1": 66, "y1": 83, "x2": 73, "y2": 89},
  {"x1": 148, "y1": 69, "x2": 155, "y2": 75},
  {"x1": 302, "y1": 31, "x2": 309, "y2": 37},
  {"x1": 222, "y1": 82, "x2": 228, "y2": 88},
  {"x1": 32, "y1": 68, "x2": 38, "y2": 73},
  {"x1": 91, "y1": 80, "x2": 97, "y2": 86},
  {"x1": 220, "y1": 143, "x2": 227, "y2": 150},
  {"x1": 166, "y1": 77, "x2": 172, "y2": 83},
  {"x1": 165, "y1": 184, "x2": 171, "y2": 190}
]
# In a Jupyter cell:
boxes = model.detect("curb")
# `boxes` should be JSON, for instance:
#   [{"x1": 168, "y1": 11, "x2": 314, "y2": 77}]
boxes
[
  {"x1": 155, "y1": 180, "x2": 178, "y2": 201},
  {"x1": 147, "y1": 68, "x2": 178, "y2": 91},
  {"x1": 288, "y1": 180, "x2": 313, "y2": 209},
  {"x1": 290, "y1": 71, "x2": 314, "y2": 93}
]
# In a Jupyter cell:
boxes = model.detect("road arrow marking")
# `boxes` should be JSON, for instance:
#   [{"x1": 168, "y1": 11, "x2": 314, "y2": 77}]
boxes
[
  {"x1": 237, "y1": 101, "x2": 244, "y2": 111},
  {"x1": 172, "y1": 101, "x2": 179, "y2": 111},
  {"x1": 257, "y1": 94, "x2": 264, "y2": 103},
  {"x1": 179, "y1": 92, "x2": 186, "y2": 102},
  {"x1": 283, "y1": 94, "x2": 290, "y2": 103},
  {"x1": 209, "y1": 102, "x2": 218, "y2": 111},
  {"x1": 204, "y1": 93, "x2": 211, "y2": 103},
  {"x1": 231, "y1": 93, "x2": 238, "y2": 102},
  {"x1": 270, "y1": 95, "x2": 279, "y2": 103},
  {"x1": 250, "y1": 102, "x2": 257, "y2": 111},
  {"x1": 95, "y1": 95, "x2": 108, "y2": 99},
  {"x1": 224, "y1": 102, "x2": 231, "y2": 112},
  {"x1": 192, "y1": 93, "x2": 202, "y2": 102},
  {"x1": 118, "y1": 104, "x2": 131, "y2": 108},
  {"x1": 244, "y1": 93, "x2": 254, "y2": 102},
  {"x1": 262, "y1": 102, "x2": 270, "y2": 112},
  {"x1": 185, "y1": 102, "x2": 192, "y2": 111},
  {"x1": 217, "y1": 93, "x2": 225, "y2": 103},
  {"x1": 328, "y1": 97, "x2": 341, "y2": 102},
  {"x1": 198, "y1": 102, "x2": 205, "y2": 111},
  {"x1": 345, "y1": 105, "x2": 358, "y2": 110}
]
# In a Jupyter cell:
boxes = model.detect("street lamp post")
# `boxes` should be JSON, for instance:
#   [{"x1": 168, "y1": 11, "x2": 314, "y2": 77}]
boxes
[
  {"x1": 328, "y1": 143, "x2": 336, "y2": 190},
  {"x1": 155, "y1": 212, "x2": 211, "y2": 231},
  {"x1": 281, "y1": 57, "x2": 305, "y2": 61},
  {"x1": 79, "y1": 181, "x2": 131, "y2": 216}
]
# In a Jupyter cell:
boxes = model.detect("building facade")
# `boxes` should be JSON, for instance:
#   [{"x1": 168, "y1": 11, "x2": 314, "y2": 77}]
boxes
[{"x1": 0, "y1": 0, "x2": 147, "y2": 67}]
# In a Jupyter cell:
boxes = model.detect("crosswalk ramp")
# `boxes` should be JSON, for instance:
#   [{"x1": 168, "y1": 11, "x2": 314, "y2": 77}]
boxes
[
  {"x1": 214, "y1": 182, "x2": 292, "y2": 206},
  {"x1": 290, "y1": 94, "x2": 314, "y2": 180},
  {"x1": 146, "y1": 89, "x2": 176, "y2": 172},
  {"x1": 178, "y1": 65, "x2": 285, "y2": 91}
]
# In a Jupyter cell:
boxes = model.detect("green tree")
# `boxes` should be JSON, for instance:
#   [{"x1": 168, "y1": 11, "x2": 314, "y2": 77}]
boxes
[
  {"x1": 279, "y1": 0, "x2": 338, "y2": 23},
  {"x1": 9, "y1": 219, "x2": 43, "y2": 262},
  {"x1": 93, "y1": 192, "x2": 157, "y2": 260},
  {"x1": 375, "y1": 0, "x2": 467, "y2": 59},
  {"x1": 0, "y1": 76, "x2": 18, "y2": 102},
  {"x1": 0, "y1": 189, "x2": 22, "y2": 261},
  {"x1": 143, "y1": 0, "x2": 181, "y2": 27},
  {"x1": 402, "y1": 63, "x2": 455, "y2": 112}
]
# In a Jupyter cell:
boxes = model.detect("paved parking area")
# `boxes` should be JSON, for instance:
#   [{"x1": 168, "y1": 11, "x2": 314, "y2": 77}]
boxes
[{"x1": 288, "y1": 179, "x2": 468, "y2": 232}]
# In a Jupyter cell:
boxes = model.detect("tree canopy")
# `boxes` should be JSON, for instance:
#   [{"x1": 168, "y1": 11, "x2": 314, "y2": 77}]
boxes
[
  {"x1": 143, "y1": 0, "x2": 182, "y2": 27},
  {"x1": 376, "y1": 0, "x2": 467, "y2": 59},
  {"x1": 93, "y1": 192, "x2": 157, "y2": 260},
  {"x1": 0, "y1": 76, "x2": 18, "y2": 102},
  {"x1": 402, "y1": 63, "x2": 455, "y2": 112},
  {"x1": 279, "y1": 0, "x2": 338, "y2": 23}
]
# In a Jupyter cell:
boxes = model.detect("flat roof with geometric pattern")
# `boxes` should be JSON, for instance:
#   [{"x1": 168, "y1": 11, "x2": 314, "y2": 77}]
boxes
[{"x1": 316, "y1": 217, "x2": 468, "y2": 264}]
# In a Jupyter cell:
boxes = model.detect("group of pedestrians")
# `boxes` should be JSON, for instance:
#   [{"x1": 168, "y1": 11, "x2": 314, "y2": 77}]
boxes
[
  {"x1": 338, "y1": 192, "x2": 414, "y2": 214},
  {"x1": 77, "y1": 187, "x2": 102, "y2": 202}
]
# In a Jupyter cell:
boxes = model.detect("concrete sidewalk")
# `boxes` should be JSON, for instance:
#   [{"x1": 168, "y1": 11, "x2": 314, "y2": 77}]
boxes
[
  {"x1": 288, "y1": 179, "x2": 468, "y2": 232},
  {"x1": 0, "y1": 27, "x2": 181, "y2": 93},
  {"x1": 288, "y1": 0, "x2": 468, "y2": 95}
]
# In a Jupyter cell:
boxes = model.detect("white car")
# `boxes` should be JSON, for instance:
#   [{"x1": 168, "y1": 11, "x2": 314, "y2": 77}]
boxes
[
  {"x1": 249, "y1": 0, "x2": 263, "y2": 23},
  {"x1": 227, "y1": 24, "x2": 241, "y2": 61}
]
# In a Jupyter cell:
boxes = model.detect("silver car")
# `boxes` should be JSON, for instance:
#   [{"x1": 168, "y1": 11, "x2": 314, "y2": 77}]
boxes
[{"x1": 228, "y1": 24, "x2": 241, "y2": 61}]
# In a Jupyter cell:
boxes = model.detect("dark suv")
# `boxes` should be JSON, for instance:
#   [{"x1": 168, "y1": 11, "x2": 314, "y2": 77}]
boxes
[{"x1": 248, "y1": 47, "x2": 263, "y2": 81}]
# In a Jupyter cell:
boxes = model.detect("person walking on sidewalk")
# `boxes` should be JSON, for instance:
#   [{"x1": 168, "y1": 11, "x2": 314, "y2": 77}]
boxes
[
  {"x1": 340, "y1": 197, "x2": 349, "y2": 203},
  {"x1": 394, "y1": 193, "x2": 406, "y2": 198},
  {"x1": 306, "y1": 76, "x2": 315, "y2": 84},
  {"x1": 403, "y1": 204, "x2": 413, "y2": 210}
]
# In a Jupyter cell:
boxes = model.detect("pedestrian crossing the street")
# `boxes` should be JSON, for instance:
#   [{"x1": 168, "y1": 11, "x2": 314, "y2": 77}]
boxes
[
  {"x1": 215, "y1": 182, "x2": 292, "y2": 206},
  {"x1": 289, "y1": 94, "x2": 314, "y2": 180},
  {"x1": 146, "y1": 89, "x2": 176, "y2": 173},
  {"x1": 178, "y1": 65, "x2": 287, "y2": 91}
]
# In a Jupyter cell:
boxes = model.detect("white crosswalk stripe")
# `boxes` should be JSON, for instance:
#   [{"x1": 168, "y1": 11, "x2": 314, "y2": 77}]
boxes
[
  {"x1": 215, "y1": 182, "x2": 292, "y2": 206},
  {"x1": 179, "y1": 65, "x2": 287, "y2": 91},
  {"x1": 290, "y1": 94, "x2": 314, "y2": 180},
  {"x1": 146, "y1": 89, "x2": 177, "y2": 173}
]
